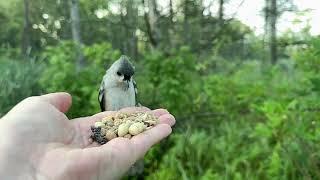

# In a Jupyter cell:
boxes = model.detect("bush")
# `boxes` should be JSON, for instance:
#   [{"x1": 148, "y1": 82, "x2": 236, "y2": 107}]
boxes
[
  {"x1": 0, "y1": 58, "x2": 43, "y2": 116},
  {"x1": 293, "y1": 37, "x2": 320, "y2": 73},
  {"x1": 293, "y1": 37, "x2": 320, "y2": 99},
  {"x1": 143, "y1": 100, "x2": 319, "y2": 179},
  {"x1": 142, "y1": 56, "x2": 320, "y2": 179},
  {"x1": 26, "y1": 41, "x2": 320, "y2": 179},
  {"x1": 137, "y1": 47, "x2": 202, "y2": 116},
  {"x1": 39, "y1": 41, "x2": 120, "y2": 117}
]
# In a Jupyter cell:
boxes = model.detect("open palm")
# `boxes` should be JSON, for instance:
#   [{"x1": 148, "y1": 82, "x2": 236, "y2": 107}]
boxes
[{"x1": 0, "y1": 93, "x2": 175, "y2": 180}]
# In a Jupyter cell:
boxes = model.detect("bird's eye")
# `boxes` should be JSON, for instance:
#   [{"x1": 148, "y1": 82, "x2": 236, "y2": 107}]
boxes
[{"x1": 116, "y1": 71, "x2": 121, "y2": 76}]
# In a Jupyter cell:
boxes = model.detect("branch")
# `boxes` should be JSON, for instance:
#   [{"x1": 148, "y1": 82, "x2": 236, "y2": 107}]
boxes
[
  {"x1": 278, "y1": 40, "x2": 307, "y2": 47},
  {"x1": 229, "y1": 0, "x2": 246, "y2": 19}
]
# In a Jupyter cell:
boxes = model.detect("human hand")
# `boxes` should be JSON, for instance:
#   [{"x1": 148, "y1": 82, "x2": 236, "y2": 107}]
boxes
[{"x1": 0, "y1": 93, "x2": 175, "y2": 180}]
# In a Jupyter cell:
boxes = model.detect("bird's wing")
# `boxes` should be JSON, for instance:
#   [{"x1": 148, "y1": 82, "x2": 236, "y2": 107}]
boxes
[
  {"x1": 98, "y1": 80, "x2": 105, "y2": 111},
  {"x1": 133, "y1": 79, "x2": 139, "y2": 106}
]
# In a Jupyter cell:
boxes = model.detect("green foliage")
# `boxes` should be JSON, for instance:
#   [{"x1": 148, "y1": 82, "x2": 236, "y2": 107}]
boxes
[
  {"x1": 1, "y1": 0, "x2": 319, "y2": 179},
  {"x1": 142, "y1": 51, "x2": 320, "y2": 179},
  {"x1": 293, "y1": 38, "x2": 320, "y2": 73},
  {"x1": 39, "y1": 41, "x2": 120, "y2": 117},
  {"x1": 0, "y1": 58, "x2": 43, "y2": 116},
  {"x1": 0, "y1": 1, "x2": 22, "y2": 48},
  {"x1": 1, "y1": 39, "x2": 320, "y2": 180},
  {"x1": 137, "y1": 47, "x2": 202, "y2": 116},
  {"x1": 145, "y1": 123, "x2": 257, "y2": 180},
  {"x1": 293, "y1": 37, "x2": 320, "y2": 103},
  {"x1": 143, "y1": 98, "x2": 319, "y2": 179}
]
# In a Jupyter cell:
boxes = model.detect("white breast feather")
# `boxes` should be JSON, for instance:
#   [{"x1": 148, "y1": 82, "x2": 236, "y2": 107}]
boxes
[{"x1": 104, "y1": 81, "x2": 136, "y2": 111}]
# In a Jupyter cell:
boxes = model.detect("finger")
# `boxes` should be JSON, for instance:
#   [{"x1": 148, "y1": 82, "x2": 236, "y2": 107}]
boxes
[
  {"x1": 152, "y1": 109, "x2": 169, "y2": 117},
  {"x1": 71, "y1": 112, "x2": 116, "y2": 130},
  {"x1": 119, "y1": 106, "x2": 150, "y2": 113},
  {"x1": 130, "y1": 124, "x2": 172, "y2": 158},
  {"x1": 90, "y1": 111, "x2": 116, "y2": 121},
  {"x1": 40, "y1": 92, "x2": 72, "y2": 113},
  {"x1": 158, "y1": 113, "x2": 176, "y2": 126},
  {"x1": 101, "y1": 124, "x2": 172, "y2": 169}
]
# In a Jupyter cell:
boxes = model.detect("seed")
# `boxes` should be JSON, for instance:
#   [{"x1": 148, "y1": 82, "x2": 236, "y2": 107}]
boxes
[
  {"x1": 146, "y1": 126, "x2": 153, "y2": 130},
  {"x1": 101, "y1": 116, "x2": 113, "y2": 126},
  {"x1": 145, "y1": 120, "x2": 157, "y2": 125},
  {"x1": 96, "y1": 136, "x2": 107, "y2": 145},
  {"x1": 95, "y1": 122, "x2": 105, "y2": 128},
  {"x1": 140, "y1": 122, "x2": 147, "y2": 130},
  {"x1": 128, "y1": 124, "x2": 140, "y2": 135},
  {"x1": 93, "y1": 132, "x2": 101, "y2": 136},
  {"x1": 124, "y1": 134, "x2": 132, "y2": 139},
  {"x1": 110, "y1": 126, "x2": 118, "y2": 132},
  {"x1": 116, "y1": 113, "x2": 127, "y2": 119},
  {"x1": 102, "y1": 115, "x2": 113, "y2": 122},
  {"x1": 118, "y1": 123, "x2": 130, "y2": 137},
  {"x1": 125, "y1": 120, "x2": 134, "y2": 125},
  {"x1": 114, "y1": 119, "x2": 122, "y2": 126},
  {"x1": 106, "y1": 121, "x2": 114, "y2": 126},
  {"x1": 135, "y1": 117, "x2": 143, "y2": 122},
  {"x1": 100, "y1": 128, "x2": 106, "y2": 136},
  {"x1": 142, "y1": 113, "x2": 148, "y2": 120},
  {"x1": 105, "y1": 130, "x2": 117, "y2": 140},
  {"x1": 129, "y1": 122, "x2": 145, "y2": 135},
  {"x1": 101, "y1": 120, "x2": 107, "y2": 124},
  {"x1": 91, "y1": 126, "x2": 100, "y2": 132},
  {"x1": 92, "y1": 111, "x2": 161, "y2": 145},
  {"x1": 105, "y1": 125, "x2": 112, "y2": 130}
]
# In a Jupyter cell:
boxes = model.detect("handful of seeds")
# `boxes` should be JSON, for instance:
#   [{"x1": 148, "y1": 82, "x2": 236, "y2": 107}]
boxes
[{"x1": 90, "y1": 112, "x2": 159, "y2": 145}]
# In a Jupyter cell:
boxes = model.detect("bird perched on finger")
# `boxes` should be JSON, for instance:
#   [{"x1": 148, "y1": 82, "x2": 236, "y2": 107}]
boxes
[{"x1": 98, "y1": 55, "x2": 144, "y2": 176}]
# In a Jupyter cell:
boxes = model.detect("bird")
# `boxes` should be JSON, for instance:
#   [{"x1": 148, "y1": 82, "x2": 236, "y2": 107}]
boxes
[
  {"x1": 98, "y1": 55, "x2": 138, "y2": 112},
  {"x1": 98, "y1": 55, "x2": 144, "y2": 176}
]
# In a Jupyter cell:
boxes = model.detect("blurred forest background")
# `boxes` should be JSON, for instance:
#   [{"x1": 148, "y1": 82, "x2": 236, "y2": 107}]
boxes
[{"x1": 0, "y1": 0, "x2": 320, "y2": 179}]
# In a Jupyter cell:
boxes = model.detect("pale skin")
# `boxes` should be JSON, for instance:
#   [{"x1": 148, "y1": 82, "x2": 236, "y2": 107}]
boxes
[{"x1": 0, "y1": 93, "x2": 175, "y2": 180}]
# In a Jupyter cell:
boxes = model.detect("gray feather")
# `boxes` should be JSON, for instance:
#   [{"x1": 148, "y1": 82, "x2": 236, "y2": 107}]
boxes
[{"x1": 98, "y1": 81, "x2": 105, "y2": 111}]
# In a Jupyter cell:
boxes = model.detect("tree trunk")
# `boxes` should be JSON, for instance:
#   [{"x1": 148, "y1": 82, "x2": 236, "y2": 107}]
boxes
[
  {"x1": 183, "y1": 0, "x2": 191, "y2": 45},
  {"x1": 168, "y1": 0, "x2": 175, "y2": 49},
  {"x1": 218, "y1": 0, "x2": 224, "y2": 25},
  {"x1": 169, "y1": 0, "x2": 174, "y2": 24},
  {"x1": 22, "y1": 0, "x2": 31, "y2": 58},
  {"x1": 142, "y1": 0, "x2": 159, "y2": 48},
  {"x1": 123, "y1": 1, "x2": 138, "y2": 59},
  {"x1": 60, "y1": 0, "x2": 71, "y2": 40},
  {"x1": 263, "y1": 0, "x2": 269, "y2": 62},
  {"x1": 69, "y1": 0, "x2": 85, "y2": 69},
  {"x1": 270, "y1": 0, "x2": 277, "y2": 64},
  {"x1": 148, "y1": 0, "x2": 160, "y2": 48}
]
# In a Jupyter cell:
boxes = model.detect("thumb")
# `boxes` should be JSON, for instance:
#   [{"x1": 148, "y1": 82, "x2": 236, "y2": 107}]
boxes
[{"x1": 40, "y1": 92, "x2": 72, "y2": 113}]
